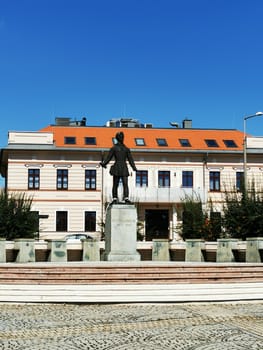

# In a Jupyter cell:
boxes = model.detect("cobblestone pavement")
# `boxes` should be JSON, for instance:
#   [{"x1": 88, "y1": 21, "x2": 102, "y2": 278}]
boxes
[{"x1": 0, "y1": 301, "x2": 262, "y2": 349}]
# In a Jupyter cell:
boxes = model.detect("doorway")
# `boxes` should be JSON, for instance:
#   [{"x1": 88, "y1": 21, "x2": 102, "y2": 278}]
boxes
[{"x1": 145, "y1": 209, "x2": 169, "y2": 241}]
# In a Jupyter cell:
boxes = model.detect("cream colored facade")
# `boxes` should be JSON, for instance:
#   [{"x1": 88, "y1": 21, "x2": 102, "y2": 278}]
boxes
[{"x1": 1, "y1": 121, "x2": 263, "y2": 241}]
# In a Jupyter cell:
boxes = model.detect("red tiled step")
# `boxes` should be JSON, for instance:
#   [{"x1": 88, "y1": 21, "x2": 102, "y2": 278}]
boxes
[{"x1": 0, "y1": 262, "x2": 263, "y2": 285}]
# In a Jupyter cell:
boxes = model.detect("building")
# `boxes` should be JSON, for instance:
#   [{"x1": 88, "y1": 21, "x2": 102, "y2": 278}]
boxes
[{"x1": 1, "y1": 116, "x2": 262, "y2": 241}]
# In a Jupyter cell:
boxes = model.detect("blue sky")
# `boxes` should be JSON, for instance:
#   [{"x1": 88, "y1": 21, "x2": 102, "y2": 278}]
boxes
[{"x1": 0, "y1": 0, "x2": 263, "y2": 151}]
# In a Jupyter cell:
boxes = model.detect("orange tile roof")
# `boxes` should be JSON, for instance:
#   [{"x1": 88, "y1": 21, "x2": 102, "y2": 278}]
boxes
[{"x1": 40, "y1": 125, "x2": 244, "y2": 151}]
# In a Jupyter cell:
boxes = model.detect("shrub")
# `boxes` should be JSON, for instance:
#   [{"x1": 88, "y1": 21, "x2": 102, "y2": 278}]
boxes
[
  {"x1": 0, "y1": 191, "x2": 38, "y2": 240},
  {"x1": 223, "y1": 183, "x2": 263, "y2": 240},
  {"x1": 180, "y1": 193, "x2": 221, "y2": 241}
]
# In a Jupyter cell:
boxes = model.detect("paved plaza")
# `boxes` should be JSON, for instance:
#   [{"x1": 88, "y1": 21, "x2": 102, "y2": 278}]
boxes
[{"x1": 0, "y1": 301, "x2": 262, "y2": 349}]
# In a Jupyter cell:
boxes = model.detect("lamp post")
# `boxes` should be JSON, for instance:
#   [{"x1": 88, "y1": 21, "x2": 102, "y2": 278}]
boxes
[{"x1": 243, "y1": 112, "x2": 263, "y2": 191}]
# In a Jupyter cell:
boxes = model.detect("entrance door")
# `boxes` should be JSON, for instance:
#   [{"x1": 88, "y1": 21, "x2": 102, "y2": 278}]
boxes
[{"x1": 145, "y1": 209, "x2": 169, "y2": 241}]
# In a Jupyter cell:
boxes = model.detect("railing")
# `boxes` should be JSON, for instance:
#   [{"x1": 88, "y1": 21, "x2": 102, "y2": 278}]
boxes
[
  {"x1": 0, "y1": 238, "x2": 262, "y2": 263},
  {"x1": 104, "y1": 186, "x2": 207, "y2": 203}
]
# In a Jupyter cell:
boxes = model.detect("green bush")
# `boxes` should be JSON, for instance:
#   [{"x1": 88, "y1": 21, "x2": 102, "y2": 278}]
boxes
[
  {"x1": 223, "y1": 183, "x2": 263, "y2": 240},
  {"x1": 0, "y1": 191, "x2": 38, "y2": 240},
  {"x1": 180, "y1": 194, "x2": 221, "y2": 241}
]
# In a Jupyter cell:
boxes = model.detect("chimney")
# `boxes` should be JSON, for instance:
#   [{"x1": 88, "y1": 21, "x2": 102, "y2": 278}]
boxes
[{"x1": 182, "y1": 119, "x2": 192, "y2": 129}]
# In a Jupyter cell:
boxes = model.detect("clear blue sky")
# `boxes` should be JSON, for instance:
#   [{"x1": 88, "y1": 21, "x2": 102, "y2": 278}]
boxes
[{"x1": 1, "y1": 0, "x2": 263, "y2": 150}]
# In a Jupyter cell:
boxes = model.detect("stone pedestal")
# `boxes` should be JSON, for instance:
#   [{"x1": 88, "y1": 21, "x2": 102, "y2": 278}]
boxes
[
  {"x1": 0, "y1": 239, "x2": 6, "y2": 263},
  {"x1": 185, "y1": 239, "x2": 205, "y2": 262},
  {"x1": 152, "y1": 239, "x2": 170, "y2": 261},
  {"x1": 216, "y1": 238, "x2": 238, "y2": 262},
  {"x1": 82, "y1": 238, "x2": 100, "y2": 261},
  {"x1": 14, "y1": 239, "x2": 35, "y2": 263},
  {"x1": 104, "y1": 204, "x2": 141, "y2": 261},
  {"x1": 246, "y1": 237, "x2": 263, "y2": 262},
  {"x1": 47, "y1": 240, "x2": 67, "y2": 262}
]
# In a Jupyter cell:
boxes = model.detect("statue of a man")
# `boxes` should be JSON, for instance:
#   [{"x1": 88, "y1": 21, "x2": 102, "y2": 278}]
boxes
[{"x1": 100, "y1": 131, "x2": 137, "y2": 204}]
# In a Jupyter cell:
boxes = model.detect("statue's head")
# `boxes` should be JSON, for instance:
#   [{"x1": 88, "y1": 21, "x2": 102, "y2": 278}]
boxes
[{"x1": 115, "y1": 132, "x2": 124, "y2": 143}]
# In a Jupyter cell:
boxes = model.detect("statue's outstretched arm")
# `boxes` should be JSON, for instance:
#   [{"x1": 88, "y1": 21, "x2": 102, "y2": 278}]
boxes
[
  {"x1": 127, "y1": 149, "x2": 137, "y2": 171},
  {"x1": 100, "y1": 148, "x2": 114, "y2": 168}
]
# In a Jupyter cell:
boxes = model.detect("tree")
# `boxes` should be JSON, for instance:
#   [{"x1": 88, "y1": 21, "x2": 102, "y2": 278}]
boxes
[
  {"x1": 0, "y1": 191, "x2": 38, "y2": 240},
  {"x1": 181, "y1": 197, "x2": 204, "y2": 239},
  {"x1": 180, "y1": 193, "x2": 222, "y2": 241},
  {"x1": 223, "y1": 182, "x2": 263, "y2": 240}
]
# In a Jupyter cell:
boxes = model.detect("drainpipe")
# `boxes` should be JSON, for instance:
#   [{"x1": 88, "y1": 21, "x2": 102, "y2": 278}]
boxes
[
  {"x1": 100, "y1": 151, "x2": 105, "y2": 236},
  {"x1": 202, "y1": 153, "x2": 208, "y2": 204}
]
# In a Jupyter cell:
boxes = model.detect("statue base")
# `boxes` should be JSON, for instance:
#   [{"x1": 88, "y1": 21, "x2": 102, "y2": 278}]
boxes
[{"x1": 104, "y1": 204, "x2": 141, "y2": 261}]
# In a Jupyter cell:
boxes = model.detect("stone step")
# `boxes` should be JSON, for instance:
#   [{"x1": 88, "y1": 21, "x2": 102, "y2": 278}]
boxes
[
  {"x1": 0, "y1": 262, "x2": 263, "y2": 302},
  {"x1": 0, "y1": 262, "x2": 263, "y2": 284},
  {"x1": 0, "y1": 282, "x2": 263, "y2": 303}
]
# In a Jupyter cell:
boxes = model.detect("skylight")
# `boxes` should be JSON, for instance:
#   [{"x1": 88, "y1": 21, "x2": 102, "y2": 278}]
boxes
[
  {"x1": 135, "y1": 138, "x2": 146, "y2": 146},
  {"x1": 64, "y1": 136, "x2": 76, "y2": 145},
  {"x1": 205, "y1": 139, "x2": 219, "y2": 147},
  {"x1": 179, "y1": 139, "x2": 191, "y2": 147},
  {"x1": 156, "y1": 138, "x2": 168, "y2": 146},
  {"x1": 85, "y1": 137, "x2": 96, "y2": 145},
  {"x1": 223, "y1": 139, "x2": 237, "y2": 148}
]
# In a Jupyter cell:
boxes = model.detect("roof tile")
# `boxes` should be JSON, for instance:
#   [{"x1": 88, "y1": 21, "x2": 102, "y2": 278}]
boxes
[{"x1": 39, "y1": 125, "x2": 244, "y2": 151}]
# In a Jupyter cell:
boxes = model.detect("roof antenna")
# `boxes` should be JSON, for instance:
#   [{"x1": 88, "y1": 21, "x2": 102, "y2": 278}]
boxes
[{"x1": 123, "y1": 104, "x2": 126, "y2": 118}]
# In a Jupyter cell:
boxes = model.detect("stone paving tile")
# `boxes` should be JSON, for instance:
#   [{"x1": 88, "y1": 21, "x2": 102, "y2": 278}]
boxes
[{"x1": 0, "y1": 302, "x2": 262, "y2": 349}]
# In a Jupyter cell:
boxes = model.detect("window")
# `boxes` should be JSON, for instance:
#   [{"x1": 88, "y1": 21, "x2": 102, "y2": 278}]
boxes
[
  {"x1": 85, "y1": 137, "x2": 96, "y2": 145},
  {"x1": 85, "y1": 169, "x2": 96, "y2": 190},
  {"x1": 136, "y1": 170, "x2": 148, "y2": 187},
  {"x1": 205, "y1": 139, "x2": 219, "y2": 147},
  {"x1": 56, "y1": 211, "x2": 68, "y2": 231},
  {"x1": 156, "y1": 138, "x2": 167, "y2": 146},
  {"x1": 135, "y1": 138, "x2": 145, "y2": 146},
  {"x1": 223, "y1": 139, "x2": 237, "y2": 148},
  {"x1": 64, "y1": 136, "x2": 76, "y2": 145},
  {"x1": 236, "y1": 171, "x2": 244, "y2": 191},
  {"x1": 209, "y1": 171, "x2": 220, "y2": 191},
  {"x1": 85, "y1": 211, "x2": 96, "y2": 231},
  {"x1": 179, "y1": 139, "x2": 191, "y2": 147},
  {"x1": 28, "y1": 169, "x2": 40, "y2": 190},
  {"x1": 57, "y1": 169, "x2": 68, "y2": 190},
  {"x1": 182, "y1": 171, "x2": 193, "y2": 187},
  {"x1": 158, "y1": 171, "x2": 170, "y2": 187}
]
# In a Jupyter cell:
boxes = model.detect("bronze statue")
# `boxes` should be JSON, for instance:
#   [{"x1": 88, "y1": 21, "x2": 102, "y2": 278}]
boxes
[{"x1": 100, "y1": 131, "x2": 137, "y2": 204}]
